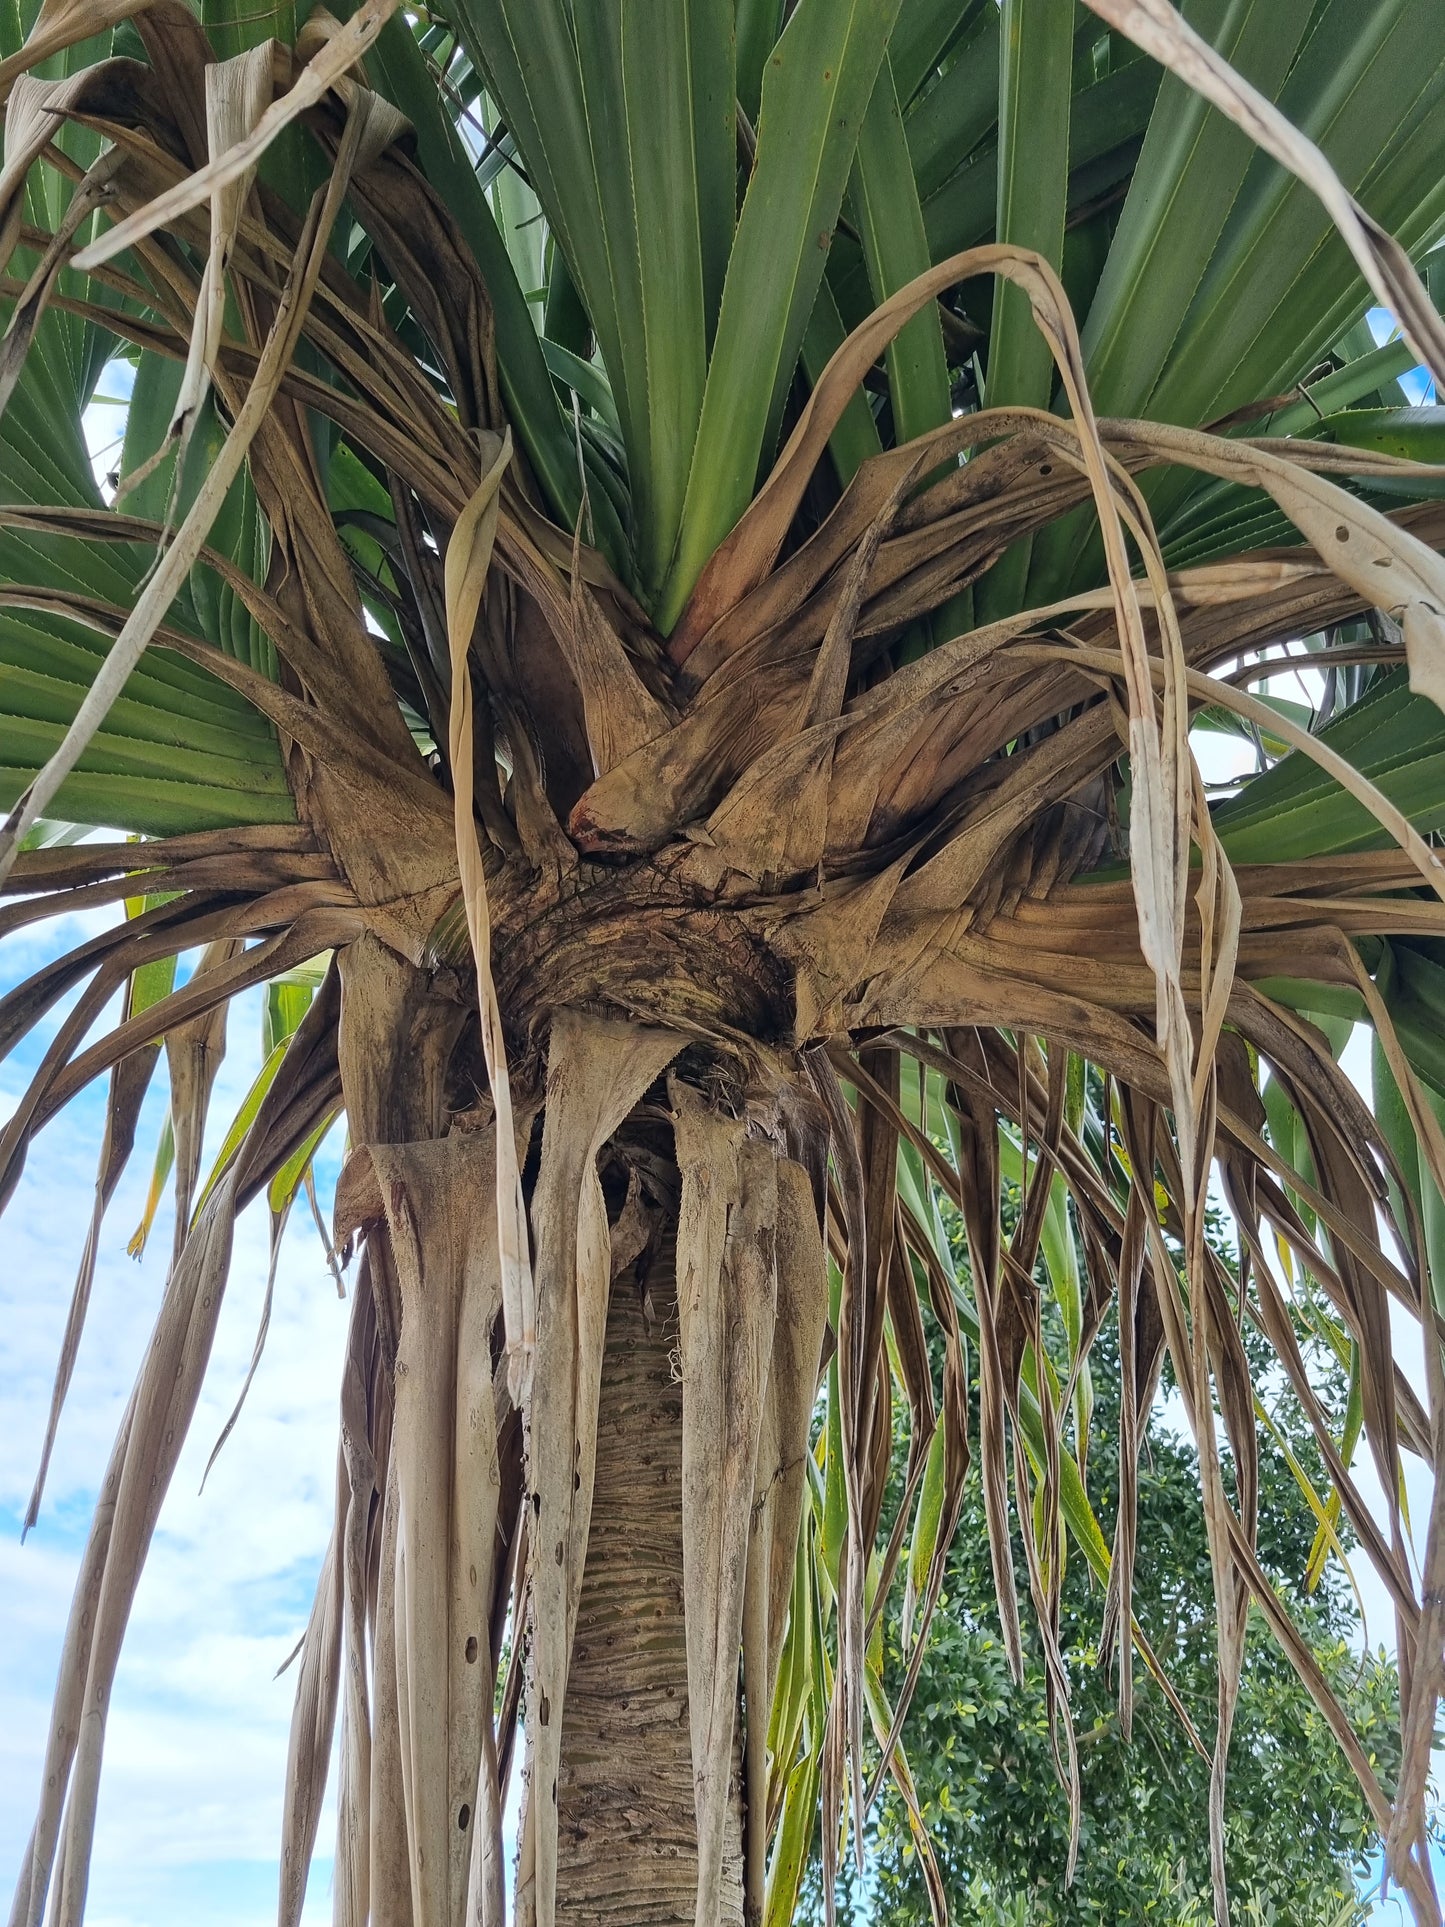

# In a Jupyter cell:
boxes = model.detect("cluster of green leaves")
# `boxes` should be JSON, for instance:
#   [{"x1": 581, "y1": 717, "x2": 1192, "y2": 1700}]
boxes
[
  {"x1": 810, "y1": 1201, "x2": 1414, "y2": 1926},
  {"x1": 386, "y1": 0, "x2": 1445, "y2": 624},
  {"x1": 0, "y1": 0, "x2": 298, "y2": 833}
]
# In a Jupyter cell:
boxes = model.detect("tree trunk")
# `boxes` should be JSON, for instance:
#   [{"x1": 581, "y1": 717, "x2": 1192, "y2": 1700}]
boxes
[{"x1": 556, "y1": 1227, "x2": 745, "y2": 1924}]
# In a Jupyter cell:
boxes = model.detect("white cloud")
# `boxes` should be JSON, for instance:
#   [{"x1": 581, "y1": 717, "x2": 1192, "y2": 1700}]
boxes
[{"x1": 1, "y1": 914, "x2": 348, "y2": 1925}]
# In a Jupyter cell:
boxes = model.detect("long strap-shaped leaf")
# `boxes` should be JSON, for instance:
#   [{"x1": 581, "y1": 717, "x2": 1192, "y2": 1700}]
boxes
[
  {"x1": 439, "y1": 430, "x2": 538, "y2": 1401},
  {"x1": 332, "y1": 1135, "x2": 506, "y2": 1927},
  {"x1": 361, "y1": 16, "x2": 591, "y2": 548},
  {"x1": 164, "y1": 45, "x2": 275, "y2": 464},
  {"x1": 1081, "y1": 0, "x2": 1445, "y2": 388},
  {"x1": 658, "y1": 0, "x2": 906, "y2": 629},
  {"x1": 975, "y1": 0, "x2": 1071, "y2": 623},
  {"x1": 0, "y1": 0, "x2": 150, "y2": 97},
  {"x1": 849, "y1": 53, "x2": 951, "y2": 449}
]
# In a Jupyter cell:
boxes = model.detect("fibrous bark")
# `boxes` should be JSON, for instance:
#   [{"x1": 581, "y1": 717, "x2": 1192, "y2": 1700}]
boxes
[{"x1": 557, "y1": 1227, "x2": 745, "y2": 1926}]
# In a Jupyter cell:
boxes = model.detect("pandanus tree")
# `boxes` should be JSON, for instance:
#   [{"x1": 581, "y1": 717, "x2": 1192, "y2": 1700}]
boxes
[{"x1": 7, "y1": 0, "x2": 1445, "y2": 1920}]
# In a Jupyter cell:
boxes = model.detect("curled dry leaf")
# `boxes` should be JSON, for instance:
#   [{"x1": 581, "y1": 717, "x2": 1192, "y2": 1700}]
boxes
[
  {"x1": 0, "y1": 0, "x2": 151, "y2": 100},
  {"x1": 441, "y1": 429, "x2": 537, "y2": 1405},
  {"x1": 0, "y1": 71, "x2": 109, "y2": 270},
  {"x1": 165, "y1": 45, "x2": 275, "y2": 462},
  {"x1": 69, "y1": 0, "x2": 404, "y2": 273}
]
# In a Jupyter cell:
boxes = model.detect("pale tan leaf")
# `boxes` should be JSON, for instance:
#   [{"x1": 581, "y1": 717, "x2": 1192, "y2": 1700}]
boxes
[
  {"x1": 280, "y1": 1460, "x2": 347, "y2": 1927},
  {"x1": 561, "y1": 514, "x2": 671, "y2": 776},
  {"x1": 21, "y1": 1007, "x2": 159, "y2": 1535},
  {"x1": 0, "y1": 0, "x2": 148, "y2": 101},
  {"x1": 334, "y1": 1133, "x2": 504, "y2": 1927},
  {"x1": 0, "y1": 71, "x2": 105, "y2": 271},
  {"x1": 69, "y1": 0, "x2": 403, "y2": 273},
  {"x1": 368, "y1": 1456, "x2": 414, "y2": 1927},
  {"x1": 166, "y1": 45, "x2": 275, "y2": 455},
  {"x1": 332, "y1": 1290, "x2": 375, "y2": 1927},
  {"x1": 1120, "y1": 418, "x2": 1445, "y2": 717},
  {"x1": 440, "y1": 429, "x2": 539, "y2": 1411}
]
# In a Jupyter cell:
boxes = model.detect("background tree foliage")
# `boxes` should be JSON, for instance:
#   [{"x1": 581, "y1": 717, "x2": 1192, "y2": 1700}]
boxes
[{"x1": 813, "y1": 1203, "x2": 1415, "y2": 1926}]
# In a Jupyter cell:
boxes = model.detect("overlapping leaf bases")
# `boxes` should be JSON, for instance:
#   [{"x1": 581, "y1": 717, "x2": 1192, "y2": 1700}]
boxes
[{"x1": 5, "y1": 0, "x2": 1445, "y2": 1923}]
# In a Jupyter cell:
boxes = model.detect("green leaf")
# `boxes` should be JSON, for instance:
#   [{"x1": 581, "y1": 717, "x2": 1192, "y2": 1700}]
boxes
[
  {"x1": 1261, "y1": 340, "x2": 1422, "y2": 437},
  {"x1": 764, "y1": 1751, "x2": 821, "y2": 1927},
  {"x1": 448, "y1": 0, "x2": 731, "y2": 595},
  {"x1": 890, "y1": 0, "x2": 988, "y2": 108},
  {"x1": 1040, "y1": 1173, "x2": 1081, "y2": 1360},
  {"x1": 799, "y1": 278, "x2": 886, "y2": 486},
  {"x1": 0, "y1": 611, "x2": 295, "y2": 833},
  {"x1": 737, "y1": 0, "x2": 783, "y2": 123},
  {"x1": 821, "y1": 1345, "x2": 849, "y2": 1592},
  {"x1": 918, "y1": 49, "x2": 1159, "y2": 265},
  {"x1": 0, "y1": 163, "x2": 294, "y2": 834},
  {"x1": 1305, "y1": 1340, "x2": 1363, "y2": 1592},
  {"x1": 659, "y1": 0, "x2": 904, "y2": 629},
  {"x1": 124, "y1": 901, "x2": 181, "y2": 1023},
  {"x1": 1320, "y1": 406, "x2": 1445, "y2": 488},
  {"x1": 1147, "y1": 0, "x2": 1445, "y2": 430},
  {"x1": 903, "y1": 1, "x2": 1000, "y2": 202},
  {"x1": 263, "y1": 977, "x2": 313, "y2": 1059},
  {"x1": 1380, "y1": 935, "x2": 1445, "y2": 1109},
  {"x1": 442, "y1": 0, "x2": 617, "y2": 402},
  {"x1": 906, "y1": 1421, "x2": 948, "y2": 1613},
  {"x1": 192, "y1": 1035, "x2": 290, "y2": 1221},
  {"x1": 986, "y1": 0, "x2": 1073, "y2": 418},
  {"x1": 975, "y1": 0, "x2": 1073, "y2": 624},
  {"x1": 1030, "y1": 1, "x2": 1445, "y2": 603},
  {"x1": 267, "y1": 1110, "x2": 338, "y2": 1217},
  {"x1": 539, "y1": 337, "x2": 621, "y2": 438},
  {"x1": 850, "y1": 52, "x2": 952, "y2": 447},
  {"x1": 362, "y1": 15, "x2": 599, "y2": 553},
  {"x1": 1211, "y1": 672, "x2": 1445, "y2": 862},
  {"x1": 1078, "y1": 0, "x2": 1311, "y2": 420}
]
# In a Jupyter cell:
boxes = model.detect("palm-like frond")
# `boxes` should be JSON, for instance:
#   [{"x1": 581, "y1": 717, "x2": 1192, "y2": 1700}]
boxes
[{"x1": 4, "y1": 1, "x2": 1445, "y2": 1923}]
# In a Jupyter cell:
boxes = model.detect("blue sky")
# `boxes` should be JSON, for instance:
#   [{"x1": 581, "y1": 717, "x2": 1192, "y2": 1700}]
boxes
[
  {"x1": 1, "y1": 908, "x2": 345, "y2": 1926},
  {"x1": 1369, "y1": 306, "x2": 1438, "y2": 404}
]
